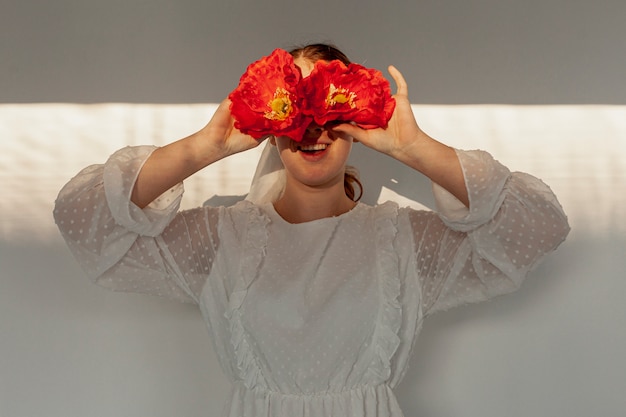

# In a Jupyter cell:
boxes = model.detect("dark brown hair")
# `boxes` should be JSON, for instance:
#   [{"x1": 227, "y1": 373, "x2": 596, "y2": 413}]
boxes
[
  {"x1": 289, "y1": 43, "x2": 362, "y2": 202},
  {"x1": 289, "y1": 43, "x2": 351, "y2": 66},
  {"x1": 344, "y1": 166, "x2": 363, "y2": 202}
]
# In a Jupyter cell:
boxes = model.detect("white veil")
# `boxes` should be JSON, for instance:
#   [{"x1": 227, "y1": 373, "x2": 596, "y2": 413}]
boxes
[{"x1": 244, "y1": 140, "x2": 286, "y2": 204}]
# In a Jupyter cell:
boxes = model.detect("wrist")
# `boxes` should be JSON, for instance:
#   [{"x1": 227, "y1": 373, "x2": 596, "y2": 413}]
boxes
[
  {"x1": 387, "y1": 130, "x2": 432, "y2": 171},
  {"x1": 190, "y1": 129, "x2": 231, "y2": 167}
]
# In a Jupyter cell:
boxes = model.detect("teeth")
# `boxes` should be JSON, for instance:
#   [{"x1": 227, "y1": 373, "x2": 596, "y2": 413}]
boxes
[{"x1": 298, "y1": 143, "x2": 328, "y2": 151}]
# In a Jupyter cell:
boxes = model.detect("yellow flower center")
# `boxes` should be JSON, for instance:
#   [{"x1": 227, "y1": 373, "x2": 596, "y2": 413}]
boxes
[
  {"x1": 264, "y1": 87, "x2": 293, "y2": 121},
  {"x1": 326, "y1": 84, "x2": 357, "y2": 108}
]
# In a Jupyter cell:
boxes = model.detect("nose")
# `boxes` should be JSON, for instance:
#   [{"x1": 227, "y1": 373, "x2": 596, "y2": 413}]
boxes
[{"x1": 303, "y1": 123, "x2": 324, "y2": 142}]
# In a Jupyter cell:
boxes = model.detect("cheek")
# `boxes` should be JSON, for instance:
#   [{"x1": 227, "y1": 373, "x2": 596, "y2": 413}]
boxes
[
  {"x1": 335, "y1": 137, "x2": 354, "y2": 153},
  {"x1": 275, "y1": 136, "x2": 295, "y2": 152}
]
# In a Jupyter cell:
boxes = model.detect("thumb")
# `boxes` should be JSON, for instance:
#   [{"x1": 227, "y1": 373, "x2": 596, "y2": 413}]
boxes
[{"x1": 388, "y1": 65, "x2": 408, "y2": 97}]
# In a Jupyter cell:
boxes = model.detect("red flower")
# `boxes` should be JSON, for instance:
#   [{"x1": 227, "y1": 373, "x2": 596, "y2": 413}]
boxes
[
  {"x1": 230, "y1": 49, "x2": 396, "y2": 140},
  {"x1": 299, "y1": 60, "x2": 396, "y2": 129},
  {"x1": 228, "y1": 49, "x2": 310, "y2": 141}
]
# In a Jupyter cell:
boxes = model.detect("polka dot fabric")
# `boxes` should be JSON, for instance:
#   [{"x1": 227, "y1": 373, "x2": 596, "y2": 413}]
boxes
[{"x1": 54, "y1": 146, "x2": 569, "y2": 417}]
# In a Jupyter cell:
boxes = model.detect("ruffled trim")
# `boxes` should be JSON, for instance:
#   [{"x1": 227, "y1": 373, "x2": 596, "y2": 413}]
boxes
[
  {"x1": 224, "y1": 201, "x2": 270, "y2": 391},
  {"x1": 365, "y1": 202, "x2": 402, "y2": 383}
]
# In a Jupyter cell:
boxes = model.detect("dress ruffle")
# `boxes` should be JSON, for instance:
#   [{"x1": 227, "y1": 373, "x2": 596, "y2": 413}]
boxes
[
  {"x1": 365, "y1": 202, "x2": 402, "y2": 383},
  {"x1": 224, "y1": 201, "x2": 271, "y2": 391}
]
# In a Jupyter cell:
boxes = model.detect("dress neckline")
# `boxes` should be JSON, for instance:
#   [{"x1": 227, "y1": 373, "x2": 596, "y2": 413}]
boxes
[{"x1": 262, "y1": 201, "x2": 363, "y2": 226}]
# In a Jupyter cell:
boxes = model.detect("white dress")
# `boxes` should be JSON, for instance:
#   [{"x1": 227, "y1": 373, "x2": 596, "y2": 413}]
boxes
[{"x1": 54, "y1": 146, "x2": 570, "y2": 417}]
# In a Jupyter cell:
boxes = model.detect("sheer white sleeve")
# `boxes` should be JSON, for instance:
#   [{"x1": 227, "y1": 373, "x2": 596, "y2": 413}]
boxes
[
  {"x1": 408, "y1": 149, "x2": 570, "y2": 315},
  {"x1": 53, "y1": 146, "x2": 219, "y2": 304}
]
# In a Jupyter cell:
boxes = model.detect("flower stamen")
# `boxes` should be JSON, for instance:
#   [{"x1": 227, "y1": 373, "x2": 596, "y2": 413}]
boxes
[
  {"x1": 326, "y1": 84, "x2": 357, "y2": 108},
  {"x1": 264, "y1": 87, "x2": 293, "y2": 121}
]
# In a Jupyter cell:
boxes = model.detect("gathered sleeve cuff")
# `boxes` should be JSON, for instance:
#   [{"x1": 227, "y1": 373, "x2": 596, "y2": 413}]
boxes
[
  {"x1": 432, "y1": 149, "x2": 510, "y2": 232},
  {"x1": 54, "y1": 146, "x2": 215, "y2": 304},
  {"x1": 409, "y1": 148, "x2": 570, "y2": 316},
  {"x1": 103, "y1": 145, "x2": 184, "y2": 237}
]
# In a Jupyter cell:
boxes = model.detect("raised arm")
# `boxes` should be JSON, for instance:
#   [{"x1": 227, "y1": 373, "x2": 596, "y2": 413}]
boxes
[
  {"x1": 330, "y1": 66, "x2": 469, "y2": 207},
  {"x1": 131, "y1": 99, "x2": 265, "y2": 208},
  {"x1": 332, "y1": 67, "x2": 570, "y2": 315}
]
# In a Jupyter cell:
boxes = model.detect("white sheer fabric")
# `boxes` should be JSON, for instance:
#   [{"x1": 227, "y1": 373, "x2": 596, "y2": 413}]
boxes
[
  {"x1": 245, "y1": 141, "x2": 286, "y2": 205},
  {"x1": 54, "y1": 146, "x2": 569, "y2": 417}
]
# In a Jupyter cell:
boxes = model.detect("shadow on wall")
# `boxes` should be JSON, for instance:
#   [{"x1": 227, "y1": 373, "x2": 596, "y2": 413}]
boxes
[
  {"x1": 394, "y1": 232, "x2": 626, "y2": 416},
  {"x1": 350, "y1": 141, "x2": 435, "y2": 209}
]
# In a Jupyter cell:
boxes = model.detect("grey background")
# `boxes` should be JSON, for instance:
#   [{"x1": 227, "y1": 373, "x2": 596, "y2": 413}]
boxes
[{"x1": 2, "y1": 0, "x2": 625, "y2": 104}]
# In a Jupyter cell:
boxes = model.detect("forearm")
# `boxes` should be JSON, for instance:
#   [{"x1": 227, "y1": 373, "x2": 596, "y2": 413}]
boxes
[
  {"x1": 390, "y1": 131, "x2": 469, "y2": 207},
  {"x1": 131, "y1": 129, "x2": 228, "y2": 208}
]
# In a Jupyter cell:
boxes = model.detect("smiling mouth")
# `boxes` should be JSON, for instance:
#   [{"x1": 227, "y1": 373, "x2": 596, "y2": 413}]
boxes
[{"x1": 297, "y1": 143, "x2": 329, "y2": 153}]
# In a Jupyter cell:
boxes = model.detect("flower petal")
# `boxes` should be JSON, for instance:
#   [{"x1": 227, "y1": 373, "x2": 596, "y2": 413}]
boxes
[
  {"x1": 228, "y1": 49, "x2": 305, "y2": 140},
  {"x1": 300, "y1": 61, "x2": 396, "y2": 129}
]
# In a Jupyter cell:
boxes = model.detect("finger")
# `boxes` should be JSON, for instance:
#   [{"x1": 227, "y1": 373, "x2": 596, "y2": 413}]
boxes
[
  {"x1": 388, "y1": 65, "x2": 408, "y2": 97},
  {"x1": 330, "y1": 122, "x2": 364, "y2": 140},
  {"x1": 210, "y1": 98, "x2": 233, "y2": 122},
  {"x1": 217, "y1": 98, "x2": 232, "y2": 112}
]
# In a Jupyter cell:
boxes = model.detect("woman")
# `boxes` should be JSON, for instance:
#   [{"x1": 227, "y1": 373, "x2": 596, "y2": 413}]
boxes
[{"x1": 54, "y1": 44, "x2": 570, "y2": 416}]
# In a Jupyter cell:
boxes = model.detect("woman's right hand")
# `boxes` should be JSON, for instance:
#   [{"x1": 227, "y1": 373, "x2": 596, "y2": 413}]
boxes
[
  {"x1": 200, "y1": 99, "x2": 267, "y2": 159},
  {"x1": 131, "y1": 99, "x2": 265, "y2": 208}
]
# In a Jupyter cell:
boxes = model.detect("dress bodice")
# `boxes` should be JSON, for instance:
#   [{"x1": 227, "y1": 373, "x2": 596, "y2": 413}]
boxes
[{"x1": 199, "y1": 201, "x2": 419, "y2": 416}]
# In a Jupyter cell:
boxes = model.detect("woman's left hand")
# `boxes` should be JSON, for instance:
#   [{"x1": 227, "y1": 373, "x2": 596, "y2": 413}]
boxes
[
  {"x1": 331, "y1": 65, "x2": 469, "y2": 206},
  {"x1": 329, "y1": 66, "x2": 426, "y2": 159}
]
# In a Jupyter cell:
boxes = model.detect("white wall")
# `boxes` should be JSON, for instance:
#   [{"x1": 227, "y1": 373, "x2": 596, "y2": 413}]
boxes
[
  {"x1": 2, "y1": 103, "x2": 625, "y2": 417},
  {"x1": 2, "y1": 1, "x2": 626, "y2": 416}
]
